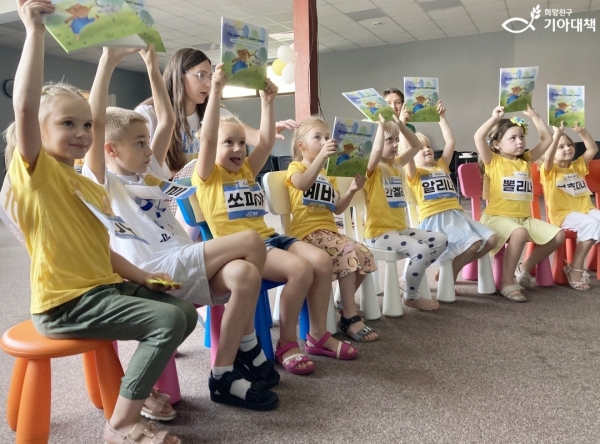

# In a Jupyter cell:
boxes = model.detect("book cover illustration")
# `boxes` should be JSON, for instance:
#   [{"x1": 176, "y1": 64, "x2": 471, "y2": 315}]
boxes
[
  {"x1": 548, "y1": 84, "x2": 585, "y2": 128},
  {"x1": 45, "y1": 0, "x2": 160, "y2": 53},
  {"x1": 499, "y1": 67, "x2": 538, "y2": 113},
  {"x1": 125, "y1": 174, "x2": 197, "y2": 200},
  {"x1": 326, "y1": 118, "x2": 378, "y2": 177},
  {"x1": 221, "y1": 17, "x2": 268, "y2": 90},
  {"x1": 342, "y1": 88, "x2": 395, "y2": 122},
  {"x1": 123, "y1": 0, "x2": 166, "y2": 52},
  {"x1": 403, "y1": 77, "x2": 440, "y2": 122}
]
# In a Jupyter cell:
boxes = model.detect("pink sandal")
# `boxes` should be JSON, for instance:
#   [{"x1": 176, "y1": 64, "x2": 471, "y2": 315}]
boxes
[
  {"x1": 275, "y1": 341, "x2": 315, "y2": 375},
  {"x1": 305, "y1": 332, "x2": 358, "y2": 360},
  {"x1": 104, "y1": 420, "x2": 180, "y2": 444},
  {"x1": 141, "y1": 388, "x2": 176, "y2": 422}
]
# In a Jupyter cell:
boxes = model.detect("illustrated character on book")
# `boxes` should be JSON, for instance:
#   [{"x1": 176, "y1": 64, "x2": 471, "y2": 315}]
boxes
[
  {"x1": 231, "y1": 49, "x2": 257, "y2": 74},
  {"x1": 94, "y1": 0, "x2": 121, "y2": 16},
  {"x1": 412, "y1": 95, "x2": 428, "y2": 113},
  {"x1": 554, "y1": 101, "x2": 573, "y2": 118},
  {"x1": 64, "y1": 4, "x2": 99, "y2": 41},
  {"x1": 336, "y1": 142, "x2": 357, "y2": 165},
  {"x1": 506, "y1": 85, "x2": 529, "y2": 105},
  {"x1": 365, "y1": 101, "x2": 380, "y2": 116}
]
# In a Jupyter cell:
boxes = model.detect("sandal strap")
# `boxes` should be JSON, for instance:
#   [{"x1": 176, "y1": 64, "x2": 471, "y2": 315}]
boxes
[
  {"x1": 306, "y1": 332, "x2": 332, "y2": 349},
  {"x1": 127, "y1": 422, "x2": 169, "y2": 444},
  {"x1": 281, "y1": 353, "x2": 311, "y2": 367},
  {"x1": 339, "y1": 315, "x2": 362, "y2": 333},
  {"x1": 275, "y1": 341, "x2": 300, "y2": 358},
  {"x1": 144, "y1": 389, "x2": 170, "y2": 415}
]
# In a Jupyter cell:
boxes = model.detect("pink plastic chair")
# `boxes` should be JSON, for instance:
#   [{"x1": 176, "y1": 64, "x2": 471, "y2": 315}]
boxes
[
  {"x1": 585, "y1": 159, "x2": 600, "y2": 277},
  {"x1": 457, "y1": 163, "x2": 553, "y2": 289}
]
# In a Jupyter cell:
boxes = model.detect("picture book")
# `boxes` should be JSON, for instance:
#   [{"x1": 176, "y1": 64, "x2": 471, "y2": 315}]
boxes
[
  {"x1": 124, "y1": 174, "x2": 197, "y2": 200},
  {"x1": 342, "y1": 88, "x2": 395, "y2": 122},
  {"x1": 44, "y1": 0, "x2": 165, "y2": 53},
  {"x1": 220, "y1": 17, "x2": 268, "y2": 90},
  {"x1": 499, "y1": 67, "x2": 538, "y2": 112},
  {"x1": 547, "y1": 84, "x2": 585, "y2": 128},
  {"x1": 403, "y1": 77, "x2": 440, "y2": 123},
  {"x1": 326, "y1": 117, "x2": 378, "y2": 177}
]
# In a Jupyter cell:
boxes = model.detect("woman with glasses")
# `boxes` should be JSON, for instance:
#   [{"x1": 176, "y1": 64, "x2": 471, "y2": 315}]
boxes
[{"x1": 136, "y1": 48, "x2": 298, "y2": 178}]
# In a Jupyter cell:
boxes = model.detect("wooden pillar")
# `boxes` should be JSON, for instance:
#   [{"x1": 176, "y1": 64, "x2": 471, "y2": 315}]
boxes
[{"x1": 293, "y1": 0, "x2": 319, "y2": 120}]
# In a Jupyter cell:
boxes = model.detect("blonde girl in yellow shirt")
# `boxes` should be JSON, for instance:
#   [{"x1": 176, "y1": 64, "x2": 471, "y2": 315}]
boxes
[
  {"x1": 363, "y1": 114, "x2": 447, "y2": 311},
  {"x1": 286, "y1": 117, "x2": 378, "y2": 342},
  {"x1": 405, "y1": 103, "x2": 497, "y2": 291},
  {"x1": 540, "y1": 122, "x2": 599, "y2": 290},
  {"x1": 193, "y1": 66, "x2": 358, "y2": 378},
  {"x1": 474, "y1": 105, "x2": 564, "y2": 302}
]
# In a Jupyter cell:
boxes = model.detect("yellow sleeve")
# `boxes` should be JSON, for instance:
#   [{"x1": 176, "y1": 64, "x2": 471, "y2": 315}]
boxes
[{"x1": 285, "y1": 161, "x2": 305, "y2": 187}]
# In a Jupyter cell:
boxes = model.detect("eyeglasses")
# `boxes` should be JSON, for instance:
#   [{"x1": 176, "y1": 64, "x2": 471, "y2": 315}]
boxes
[{"x1": 186, "y1": 71, "x2": 212, "y2": 84}]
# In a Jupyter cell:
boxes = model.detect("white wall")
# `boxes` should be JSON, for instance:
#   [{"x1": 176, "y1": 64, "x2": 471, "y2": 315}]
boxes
[{"x1": 226, "y1": 9, "x2": 600, "y2": 157}]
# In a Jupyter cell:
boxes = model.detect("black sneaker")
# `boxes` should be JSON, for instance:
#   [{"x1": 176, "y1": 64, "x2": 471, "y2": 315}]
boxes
[
  {"x1": 209, "y1": 369, "x2": 279, "y2": 411},
  {"x1": 234, "y1": 342, "x2": 280, "y2": 389}
]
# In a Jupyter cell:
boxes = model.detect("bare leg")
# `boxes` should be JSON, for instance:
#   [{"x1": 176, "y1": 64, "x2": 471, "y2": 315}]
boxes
[
  {"x1": 263, "y1": 248, "x2": 313, "y2": 368},
  {"x1": 501, "y1": 228, "x2": 529, "y2": 290},
  {"x1": 452, "y1": 241, "x2": 483, "y2": 282},
  {"x1": 339, "y1": 272, "x2": 378, "y2": 341},
  {"x1": 287, "y1": 242, "x2": 356, "y2": 354},
  {"x1": 521, "y1": 230, "x2": 565, "y2": 273},
  {"x1": 105, "y1": 397, "x2": 179, "y2": 444}
]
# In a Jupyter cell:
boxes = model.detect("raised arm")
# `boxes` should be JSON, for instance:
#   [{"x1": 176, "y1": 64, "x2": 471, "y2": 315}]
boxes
[
  {"x1": 13, "y1": 0, "x2": 55, "y2": 170},
  {"x1": 574, "y1": 122, "x2": 599, "y2": 165},
  {"x1": 543, "y1": 122, "x2": 564, "y2": 172},
  {"x1": 524, "y1": 104, "x2": 553, "y2": 162},
  {"x1": 366, "y1": 115, "x2": 386, "y2": 176},
  {"x1": 248, "y1": 79, "x2": 277, "y2": 176},
  {"x1": 195, "y1": 64, "x2": 225, "y2": 181},
  {"x1": 289, "y1": 138, "x2": 337, "y2": 191},
  {"x1": 474, "y1": 106, "x2": 504, "y2": 165},
  {"x1": 86, "y1": 47, "x2": 138, "y2": 183},
  {"x1": 140, "y1": 45, "x2": 175, "y2": 166},
  {"x1": 397, "y1": 113, "x2": 425, "y2": 167},
  {"x1": 437, "y1": 102, "x2": 456, "y2": 167}
]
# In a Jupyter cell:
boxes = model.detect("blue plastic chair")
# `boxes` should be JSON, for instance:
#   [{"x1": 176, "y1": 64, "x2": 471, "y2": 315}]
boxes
[{"x1": 176, "y1": 176, "x2": 278, "y2": 360}]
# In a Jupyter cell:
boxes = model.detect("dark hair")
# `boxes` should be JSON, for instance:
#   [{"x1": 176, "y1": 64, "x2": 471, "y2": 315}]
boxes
[
  {"x1": 479, "y1": 118, "x2": 527, "y2": 174},
  {"x1": 382, "y1": 87, "x2": 405, "y2": 103},
  {"x1": 141, "y1": 48, "x2": 211, "y2": 172}
]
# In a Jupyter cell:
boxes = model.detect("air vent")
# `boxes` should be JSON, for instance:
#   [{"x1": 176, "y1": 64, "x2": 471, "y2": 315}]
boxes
[
  {"x1": 270, "y1": 31, "x2": 294, "y2": 42},
  {"x1": 419, "y1": 0, "x2": 462, "y2": 12},
  {"x1": 345, "y1": 8, "x2": 387, "y2": 22}
]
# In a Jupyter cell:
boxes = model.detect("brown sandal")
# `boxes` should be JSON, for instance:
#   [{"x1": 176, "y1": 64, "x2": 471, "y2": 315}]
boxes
[{"x1": 104, "y1": 420, "x2": 181, "y2": 444}]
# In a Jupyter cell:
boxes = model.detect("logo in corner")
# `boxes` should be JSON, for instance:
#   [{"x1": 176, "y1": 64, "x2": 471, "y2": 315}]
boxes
[{"x1": 502, "y1": 4, "x2": 541, "y2": 33}]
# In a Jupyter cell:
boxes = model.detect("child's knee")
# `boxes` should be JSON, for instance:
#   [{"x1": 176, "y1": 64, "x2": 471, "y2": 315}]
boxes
[
  {"x1": 487, "y1": 234, "x2": 499, "y2": 250},
  {"x1": 509, "y1": 227, "x2": 529, "y2": 244},
  {"x1": 242, "y1": 230, "x2": 267, "y2": 259},
  {"x1": 553, "y1": 229, "x2": 565, "y2": 245},
  {"x1": 229, "y1": 260, "x2": 262, "y2": 292},
  {"x1": 312, "y1": 248, "x2": 333, "y2": 275}
]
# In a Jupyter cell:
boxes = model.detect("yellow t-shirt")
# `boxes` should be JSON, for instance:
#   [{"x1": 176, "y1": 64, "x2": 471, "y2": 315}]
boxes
[
  {"x1": 483, "y1": 152, "x2": 533, "y2": 218},
  {"x1": 406, "y1": 159, "x2": 462, "y2": 222},
  {"x1": 285, "y1": 161, "x2": 339, "y2": 239},
  {"x1": 192, "y1": 159, "x2": 275, "y2": 239},
  {"x1": 8, "y1": 149, "x2": 122, "y2": 314},
  {"x1": 540, "y1": 156, "x2": 594, "y2": 226},
  {"x1": 363, "y1": 164, "x2": 408, "y2": 238}
]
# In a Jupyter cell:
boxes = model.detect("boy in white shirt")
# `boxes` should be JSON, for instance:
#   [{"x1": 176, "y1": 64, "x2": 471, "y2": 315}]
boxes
[{"x1": 83, "y1": 46, "x2": 279, "y2": 412}]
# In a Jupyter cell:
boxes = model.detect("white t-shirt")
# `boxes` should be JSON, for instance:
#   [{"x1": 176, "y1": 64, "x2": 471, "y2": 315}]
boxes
[
  {"x1": 81, "y1": 155, "x2": 193, "y2": 271},
  {"x1": 135, "y1": 104, "x2": 234, "y2": 163}
]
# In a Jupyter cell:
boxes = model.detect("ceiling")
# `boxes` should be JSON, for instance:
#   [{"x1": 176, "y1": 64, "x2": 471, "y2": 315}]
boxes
[{"x1": 0, "y1": 0, "x2": 598, "y2": 72}]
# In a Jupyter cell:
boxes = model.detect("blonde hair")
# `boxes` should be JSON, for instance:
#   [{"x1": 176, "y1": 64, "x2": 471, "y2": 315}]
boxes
[
  {"x1": 3, "y1": 82, "x2": 86, "y2": 170},
  {"x1": 105, "y1": 107, "x2": 148, "y2": 143},
  {"x1": 290, "y1": 116, "x2": 329, "y2": 161},
  {"x1": 415, "y1": 131, "x2": 430, "y2": 147},
  {"x1": 193, "y1": 114, "x2": 243, "y2": 142}
]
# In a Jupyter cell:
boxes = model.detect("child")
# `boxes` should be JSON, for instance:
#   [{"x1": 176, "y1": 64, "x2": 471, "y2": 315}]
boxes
[
  {"x1": 474, "y1": 105, "x2": 565, "y2": 302},
  {"x1": 193, "y1": 65, "x2": 357, "y2": 376},
  {"x1": 286, "y1": 117, "x2": 379, "y2": 342},
  {"x1": 6, "y1": 1, "x2": 197, "y2": 442},
  {"x1": 405, "y1": 103, "x2": 497, "y2": 289},
  {"x1": 82, "y1": 47, "x2": 279, "y2": 411},
  {"x1": 540, "y1": 122, "x2": 599, "y2": 290},
  {"x1": 364, "y1": 113, "x2": 448, "y2": 311}
]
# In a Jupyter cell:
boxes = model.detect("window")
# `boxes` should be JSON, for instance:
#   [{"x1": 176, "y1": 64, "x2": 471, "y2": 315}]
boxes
[{"x1": 222, "y1": 64, "x2": 295, "y2": 100}]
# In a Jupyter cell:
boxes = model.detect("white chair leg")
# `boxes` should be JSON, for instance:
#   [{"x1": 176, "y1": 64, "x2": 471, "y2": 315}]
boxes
[
  {"x1": 418, "y1": 270, "x2": 432, "y2": 300},
  {"x1": 360, "y1": 273, "x2": 382, "y2": 320},
  {"x1": 333, "y1": 281, "x2": 341, "y2": 306},
  {"x1": 273, "y1": 285, "x2": 284, "y2": 322},
  {"x1": 326, "y1": 290, "x2": 338, "y2": 334},
  {"x1": 382, "y1": 260, "x2": 403, "y2": 317},
  {"x1": 373, "y1": 266, "x2": 382, "y2": 295},
  {"x1": 477, "y1": 254, "x2": 496, "y2": 294},
  {"x1": 437, "y1": 261, "x2": 456, "y2": 303}
]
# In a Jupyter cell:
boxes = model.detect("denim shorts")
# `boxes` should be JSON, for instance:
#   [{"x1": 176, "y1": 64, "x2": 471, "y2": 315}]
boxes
[{"x1": 263, "y1": 233, "x2": 299, "y2": 251}]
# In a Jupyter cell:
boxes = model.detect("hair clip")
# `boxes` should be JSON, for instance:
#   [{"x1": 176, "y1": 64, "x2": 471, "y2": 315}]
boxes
[{"x1": 510, "y1": 116, "x2": 529, "y2": 134}]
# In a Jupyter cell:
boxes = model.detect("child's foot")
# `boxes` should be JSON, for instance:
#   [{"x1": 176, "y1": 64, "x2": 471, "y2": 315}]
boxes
[
  {"x1": 515, "y1": 263, "x2": 534, "y2": 290},
  {"x1": 305, "y1": 331, "x2": 358, "y2": 359},
  {"x1": 339, "y1": 315, "x2": 379, "y2": 342},
  {"x1": 141, "y1": 388, "x2": 176, "y2": 422},
  {"x1": 209, "y1": 369, "x2": 279, "y2": 411},
  {"x1": 563, "y1": 262, "x2": 590, "y2": 290},
  {"x1": 403, "y1": 297, "x2": 440, "y2": 311},
  {"x1": 104, "y1": 418, "x2": 180, "y2": 444},
  {"x1": 234, "y1": 340, "x2": 280, "y2": 388},
  {"x1": 275, "y1": 341, "x2": 315, "y2": 374}
]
